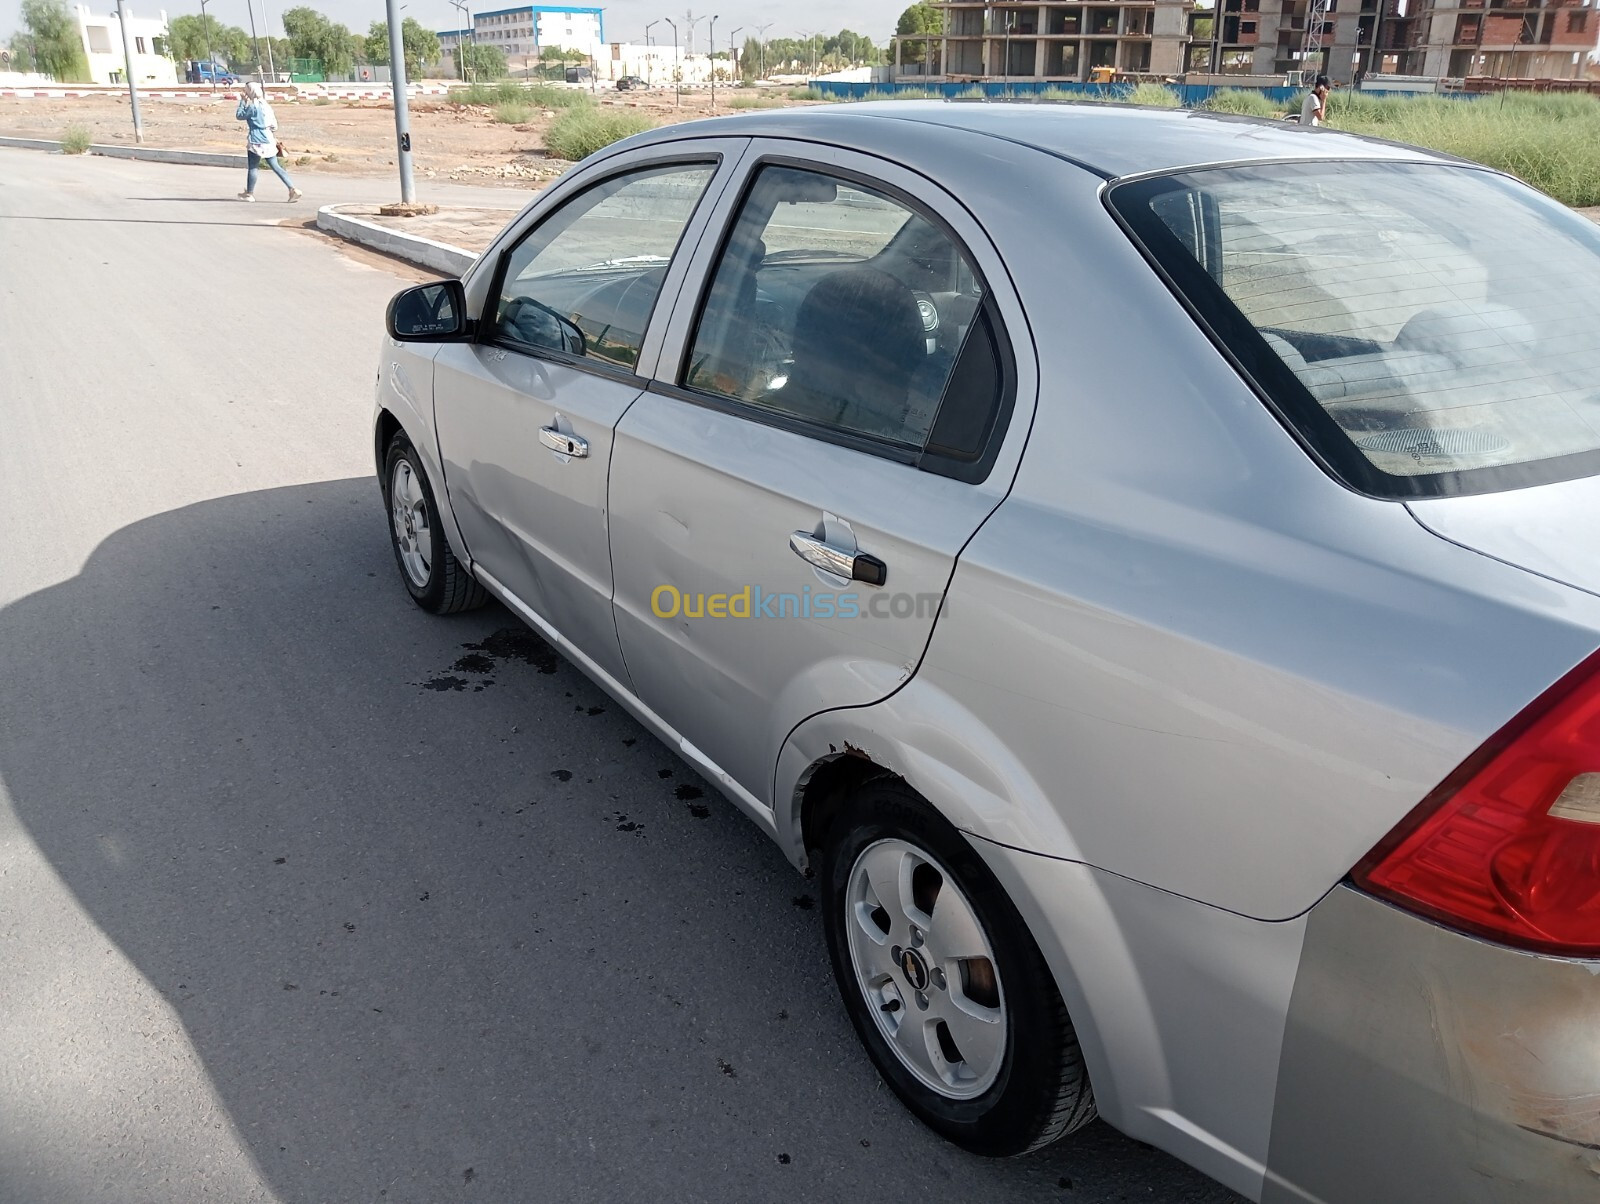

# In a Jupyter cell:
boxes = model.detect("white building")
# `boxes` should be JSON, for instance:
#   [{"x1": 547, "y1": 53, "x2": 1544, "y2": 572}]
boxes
[
  {"x1": 602, "y1": 43, "x2": 733, "y2": 84},
  {"x1": 438, "y1": 6, "x2": 605, "y2": 76},
  {"x1": 74, "y1": 4, "x2": 178, "y2": 86}
]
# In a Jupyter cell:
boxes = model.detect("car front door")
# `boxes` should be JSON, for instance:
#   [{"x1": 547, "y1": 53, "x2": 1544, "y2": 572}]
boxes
[
  {"x1": 607, "y1": 145, "x2": 1036, "y2": 809},
  {"x1": 432, "y1": 146, "x2": 741, "y2": 684}
]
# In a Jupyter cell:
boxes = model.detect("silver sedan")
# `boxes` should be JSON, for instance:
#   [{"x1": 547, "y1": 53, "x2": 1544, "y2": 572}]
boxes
[{"x1": 374, "y1": 102, "x2": 1600, "y2": 1202}]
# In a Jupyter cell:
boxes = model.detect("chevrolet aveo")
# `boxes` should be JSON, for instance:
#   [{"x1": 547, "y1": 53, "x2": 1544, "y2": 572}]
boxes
[{"x1": 373, "y1": 103, "x2": 1600, "y2": 1201}]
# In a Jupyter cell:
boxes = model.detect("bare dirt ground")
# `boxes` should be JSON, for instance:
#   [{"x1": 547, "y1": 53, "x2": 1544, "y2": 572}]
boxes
[{"x1": 0, "y1": 88, "x2": 807, "y2": 189}]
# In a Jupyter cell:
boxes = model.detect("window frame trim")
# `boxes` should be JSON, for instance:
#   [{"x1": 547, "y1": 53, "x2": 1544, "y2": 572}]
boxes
[
  {"x1": 479, "y1": 152, "x2": 725, "y2": 387},
  {"x1": 663, "y1": 152, "x2": 1019, "y2": 485}
]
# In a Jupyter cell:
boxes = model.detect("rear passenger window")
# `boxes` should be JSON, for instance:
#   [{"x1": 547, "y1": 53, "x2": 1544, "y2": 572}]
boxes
[
  {"x1": 494, "y1": 163, "x2": 715, "y2": 370},
  {"x1": 684, "y1": 165, "x2": 1009, "y2": 474}
]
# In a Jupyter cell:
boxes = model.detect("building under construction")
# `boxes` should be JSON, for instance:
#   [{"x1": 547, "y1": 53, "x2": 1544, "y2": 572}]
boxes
[{"x1": 891, "y1": 0, "x2": 1599, "y2": 83}]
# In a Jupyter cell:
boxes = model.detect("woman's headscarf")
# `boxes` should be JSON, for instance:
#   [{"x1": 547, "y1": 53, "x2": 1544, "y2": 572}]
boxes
[{"x1": 246, "y1": 81, "x2": 264, "y2": 100}]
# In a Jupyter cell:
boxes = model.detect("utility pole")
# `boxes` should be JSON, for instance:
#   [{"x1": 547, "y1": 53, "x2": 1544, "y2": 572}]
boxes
[
  {"x1": 645, "y1": 19, "x2": 657, "y2": 84},
  {"x1": 382, "y1": 0, "x2": 416, "y2": 202},
  {"x1": 261, "y1": 1, "x2": 276, "y2": 80},
  {"x1": 729, "y1": 24, "x2": 741, "y2": 87},
  {"x1": 198, "y1": 0, "x2": 215, "y2": 90},
  {"x1": 664, "y1": 17, "x2": 678, "y2": 106},
  {"x1": 244, "y1": 0, "x2": 264, "y2": 84},
  {"x1": 114, "y1": 0, "x2": 144, "y2": 142},
  {"x1": 450, "y1": 0, "x2": 471, "y2": 81},
  {"x1": 707, "y1": 13, "x2": 716, "y2": 106}
]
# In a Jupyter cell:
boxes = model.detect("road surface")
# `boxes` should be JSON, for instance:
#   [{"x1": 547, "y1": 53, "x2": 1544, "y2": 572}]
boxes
[{"x1": 0, "y1": 149, "x2": 1240, "y2": 1204}]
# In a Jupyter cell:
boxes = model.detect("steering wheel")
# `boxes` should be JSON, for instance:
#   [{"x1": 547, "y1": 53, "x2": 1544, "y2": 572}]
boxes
[
  {"x1": 501, "y1": 296, "x2": 587, "y2": 358},
  {"x1": 910, "y1": 290, "x2": 940, "y2": 355}
]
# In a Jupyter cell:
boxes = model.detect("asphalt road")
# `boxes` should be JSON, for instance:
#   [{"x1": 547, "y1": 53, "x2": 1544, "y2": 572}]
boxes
[{"x1": 0, "y1": 149, "x2": 1240, "y2": 1204}]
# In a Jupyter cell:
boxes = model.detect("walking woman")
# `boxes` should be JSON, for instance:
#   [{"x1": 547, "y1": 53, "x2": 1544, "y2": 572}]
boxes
[{"x1": 235, "y1": 81, "x2": 302, "y2": 202}]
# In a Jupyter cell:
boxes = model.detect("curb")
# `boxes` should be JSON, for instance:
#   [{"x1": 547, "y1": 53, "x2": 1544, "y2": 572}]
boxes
[
  {"x1": 316, "y1": 203, "x2": 481, "y2": 276},
  {"x1": 0, "y1": 134, "x2": 246, "y2": 167}
]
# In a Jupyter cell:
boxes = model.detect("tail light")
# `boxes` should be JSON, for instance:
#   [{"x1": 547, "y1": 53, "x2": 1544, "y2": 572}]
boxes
[{"x1": 1352, "y1": 649, "x2": 1600, "y2": 957}]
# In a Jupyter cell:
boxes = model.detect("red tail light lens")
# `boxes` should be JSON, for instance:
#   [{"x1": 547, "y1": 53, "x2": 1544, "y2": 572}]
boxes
[{"x1": 1353, "y1": 650, "x2": 1600, "y2": 957}]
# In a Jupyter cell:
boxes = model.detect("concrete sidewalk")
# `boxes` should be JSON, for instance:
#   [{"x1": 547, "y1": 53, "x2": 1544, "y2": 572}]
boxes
[{"x1": 317, "y1": 202, "x2": 522, "y2": 274}]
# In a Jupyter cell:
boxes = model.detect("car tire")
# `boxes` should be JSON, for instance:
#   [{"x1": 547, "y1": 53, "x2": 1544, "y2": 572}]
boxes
[
  {"x1": 819, "y1": 776, "x2": 1097, "y2": 1156},
  {"x1": 383, "y1": 433, "x2": 487, "y2": 615}
]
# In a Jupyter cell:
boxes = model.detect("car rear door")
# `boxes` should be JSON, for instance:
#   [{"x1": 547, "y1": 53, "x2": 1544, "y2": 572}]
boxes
[
  {"x1": 606, "y1": 142, "x2": 1036, "y2": 807},
  {"x1": 431, "y1": 143, "x2": 744, "y2": 685}
]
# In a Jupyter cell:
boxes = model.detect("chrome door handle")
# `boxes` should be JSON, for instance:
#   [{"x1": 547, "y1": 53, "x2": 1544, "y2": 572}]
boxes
[
  {"x1": 789, "y1": 532, "x2": 888, "y2": 587},
  {"x1": 539, "y1": 426, "x2": 588, "y2": 458}
]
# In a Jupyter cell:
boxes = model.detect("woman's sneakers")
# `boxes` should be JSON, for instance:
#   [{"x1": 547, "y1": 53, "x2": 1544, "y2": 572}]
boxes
[
  {"x1": 237, "y1": 191, "x2": 255, "y2": 202},
  {"x1": 288, "y1": 188, "x2": 303, "y2": 202}
]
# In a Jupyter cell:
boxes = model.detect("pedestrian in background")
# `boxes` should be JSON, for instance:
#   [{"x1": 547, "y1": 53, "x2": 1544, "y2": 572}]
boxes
[
  {"x1": 1300, "y1": 75, "x2": 1331, "y2": 127},
  {"x1": 236, "y1": 81, "x2": 302, "y2": 203}
]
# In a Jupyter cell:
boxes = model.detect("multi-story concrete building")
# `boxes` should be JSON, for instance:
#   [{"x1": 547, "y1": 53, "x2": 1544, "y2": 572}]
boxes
[
  {"x1": 1188, "y1": 0, "x2": 1381, "y2": 80},
  {"x1": 1376, "y1": 0, "x2": 1598, "y2": 79},
  {"x1": 897, "y1": 1, "x2": 1193, "y2": 80},
  {"x1": 438, "y1": 6, "x2": 605, "y2": 75}
]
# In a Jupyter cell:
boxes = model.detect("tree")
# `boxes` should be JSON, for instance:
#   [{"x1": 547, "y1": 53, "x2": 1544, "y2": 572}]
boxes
[
  {"x1": 21, "y1": 0, "x2": 89, "y2": 82},
  {"x1": 739, "y1": 34, "x2": 759, "y2": 82},
  {"x1": 458, "y1": 42, "x2": 506, "y2": 79},
  {"x1": 281, "y1": 6, "x2": 357, "y2": 75},
  {"x1": 895, "y1": 3, "x2": 944, "y2": 66},
  {"x1": 364, "y1": 17, "x2": 439, "y2": 77},
  {"x1": 7, "y1": 34, "x2": 36, "y2": 72},
  {"x1": 168, "y1": 13, "x2": 251, "y2": 65}
]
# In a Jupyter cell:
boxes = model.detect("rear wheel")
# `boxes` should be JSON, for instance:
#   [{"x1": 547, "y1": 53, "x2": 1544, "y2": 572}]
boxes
[
  {"x1": 819, "y1": 777, "x2": 1096, "y2": 1156},
  {"x1": 384, "y1": 433, "x2": 487, "y2": 615}
]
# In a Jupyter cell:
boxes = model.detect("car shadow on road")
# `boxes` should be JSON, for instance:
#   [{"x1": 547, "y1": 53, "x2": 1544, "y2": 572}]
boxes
[{"x1": 0, "y1": 478, "x2": 1240, "y2": 1204}]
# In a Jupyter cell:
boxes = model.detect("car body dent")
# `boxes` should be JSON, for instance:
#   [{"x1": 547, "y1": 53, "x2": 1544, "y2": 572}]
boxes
[{"x1": 1264, "y1": 885, "x2": 1600, "y2": 1202}]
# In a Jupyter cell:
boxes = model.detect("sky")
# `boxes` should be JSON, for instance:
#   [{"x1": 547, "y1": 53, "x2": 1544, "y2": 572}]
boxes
[{"x1": 0, "y1": 0, "x2": 910, "y2": 49}]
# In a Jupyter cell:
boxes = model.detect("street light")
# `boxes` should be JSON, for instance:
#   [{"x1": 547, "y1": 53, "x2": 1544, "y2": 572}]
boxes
[
  {"x1": 450, "y1": 0, "x2": 473, "y2": 81},
  {"x1": 114, "y1": 0, "x2": 142, "y2": 141},
  {"x1": 728, "y1": 24, "x2": 741, "y2": 90},
  {"x1": 754, "y1": 21, "x2": 772, "y2": 80},
  {"x1": 664, "y1": 16, "x2": 678, "y2": 107},
  {"x1": 644, "y1": 19, "x2": 658, "y2": 84},
  {"x1": 198, "y1": 0, "x2": 215, "y2": 91},
  {"x1": 243, "y1": 0, "x2": 264, "y2": 84},
  {"x1": 707, "y1": 14, "x2": 716, "y2": 106}
]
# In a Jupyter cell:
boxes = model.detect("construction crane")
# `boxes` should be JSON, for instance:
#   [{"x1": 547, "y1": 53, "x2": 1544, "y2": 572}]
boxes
[{"x1": 1301, "y1": 0, "x2": 1333, "y2": 73}]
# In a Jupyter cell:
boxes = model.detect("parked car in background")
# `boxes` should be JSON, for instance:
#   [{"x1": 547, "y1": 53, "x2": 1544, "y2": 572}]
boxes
[
  {"x1": 184, "y1": 59, "x2": 237, "y2": 85},
  {"x1": 615, "y1": 75, "x2": 646, "y2": 91},
  {"x1": 563, "y1": 65, "x2": 593, "y2": 84},
  {"x1": 372, "y1": 102, "x2": 1600, "y2": 1202}
]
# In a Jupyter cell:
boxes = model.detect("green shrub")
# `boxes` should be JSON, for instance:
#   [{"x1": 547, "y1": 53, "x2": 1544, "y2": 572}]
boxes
[
  {"x1": 1125, "y1": 82, "x2": 1181, "y2": 108},
  {"x1": 459, "y1": 80, "x2": 591, "y2": 108},
  {"x1": 1200, "y1": 88, "x2": 1285, "y2": 118},
  {"x1": 787, "y1": 86, "x2": 824, "y2": 101},
  {"x1": 494, "y1": 100, "x2": 533, "y2": 124},
  {"x1": 1038, "y1": 86, "x2": 1107, "y2": 103},
  {"x1": 861, "y1": 87, "x2": 939, "y2": 102},
  {"x1": 544, "y1": 106, "x2": 655, "y2": 160},
  {"x1": 725, "y1": 94, "x2": 782, "y2": 109},
  {"x1": 60, "y1": 124, "x2": 91, "y2": 154}
]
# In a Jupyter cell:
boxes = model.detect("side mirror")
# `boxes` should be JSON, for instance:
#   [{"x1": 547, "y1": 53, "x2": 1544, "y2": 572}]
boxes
[{"x1": 387, "y1": 280, "x2": 472, "y2": 342}]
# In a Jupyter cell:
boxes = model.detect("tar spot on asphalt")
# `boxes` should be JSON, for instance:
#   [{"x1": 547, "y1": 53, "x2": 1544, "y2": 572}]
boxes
[
  {"x1": 860, "y1": 1139, "x2": 870, "y2": 1148},
  {"x1": 622, "y1": 738, "x2": 637, "y2": 747},
  {"x1": 1057, "y1": 1177, "x2": 1073, "y2": 1191},
  {"x1": 792, "y1": 894, "x2": 815, "y2": 910},
  {"x1": 419, "y1": 676, "x2": 472, "y2": 692},
  {"x1": 452, "y1": 653, "x2": 495, "y2": 674},
  {"x1": 717, "y1": 1058, "x2": 737, "y2": 1078},
  {"x1": 463, "y1": 1167, "x2": 475, "y2": 1183},
  {"x1": 777, "y1": 1153, "x2": 791, "y2": 1165},
  {"x1": 778, "y1": 1009, "x2": 789, "y2": 1020},
  {"x1": 418, "y1": 891, "x2": 429, "y2": 901},
  {"x1": 283, "y1": 982, "x2": 298, "y2": 991},
  {"x1": 674, "y1": 784, "x2": 703, "y2": 801},
  {"x1": 343, "y1": 923, "x2": 356, "y2": 932},
  {"x1": 586, "y1": 705, "x2": 605, "y2": 716},
  {"x1": 273, "y1": 857, "x2": 286, "y2": 864},
  {"x1": 462, "y1": 627, "x2": 559, "y2": 674},
  {"x1": 656, "y1": 768, "x2": 673, "y2": 779},
  {"x1": 687, "y1": 804, "x2": 710, "y2": 819},
  {"x1": 614, "y1": 813, "x2": 643, "y2": 834},
  {"x1": 550, "y1": 768, "x2": 573, "y2": 782}
]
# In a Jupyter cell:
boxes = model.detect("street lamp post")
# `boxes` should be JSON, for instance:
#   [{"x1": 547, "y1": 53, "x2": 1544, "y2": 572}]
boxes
[
  {"x1": 707, "y1": 14, "x2": 716, "y2": 106},
  {"x1": 383, "y1": 0, "x2": 416, "y2": 203},
  {"x1": 754, "y1": 21, "x2": 771, "y2": 80},
  {"x1": 450, "y1": 0, "x2": 471, "y2": 80},
  {"x1": 729, "y1": 25, "x2": 741, "y2": 88},
  {"x1": 198, "y1": 0, "x2": 215, "y2": 91},
  {"x1": 1004, "y1": 12, "x2": 1014, "y2": 93},
  {"x1": 113, "y1": 0, "x2": 143, "y2": 142},
  {"x1": 645, "y1": 19, "x2": 657, "y2": 84},
  {"x1": 244, "y1": 0, "x2": 264, "y2": 84},
  {"x1": 664, "y1": 16, "x2": 678, "y2": 107}
]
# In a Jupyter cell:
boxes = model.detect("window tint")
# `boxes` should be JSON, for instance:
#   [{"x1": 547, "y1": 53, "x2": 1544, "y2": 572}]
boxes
[
  {"x1": 685, "y1": 165, "x2": 1002, "y2": 460},
  {"x1": 495, "y1": 163, "x2": 714, "y2": 370},
  {"x1": 1112, "y1": 162, "x2": 1600, "y2": 498}
]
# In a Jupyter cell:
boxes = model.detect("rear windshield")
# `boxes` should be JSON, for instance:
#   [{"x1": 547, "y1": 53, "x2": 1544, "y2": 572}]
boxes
[{"x1": 1108, "y1": 161, "x2": 1600, "y2": 498}]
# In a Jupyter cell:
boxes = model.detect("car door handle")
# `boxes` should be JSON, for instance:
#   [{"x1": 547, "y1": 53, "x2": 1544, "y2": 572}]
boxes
[
  {"x1": 539, "y1": 426, "x2": 589, "y2": 458},
  {"x1": 789, "y1": 532, "x2": 888, "y2": 587}
]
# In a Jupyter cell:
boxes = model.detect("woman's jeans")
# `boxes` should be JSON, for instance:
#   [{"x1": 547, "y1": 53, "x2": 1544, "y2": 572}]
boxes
[{"x1": 246, "y1": 150, "x2": 294, "y2": 193}]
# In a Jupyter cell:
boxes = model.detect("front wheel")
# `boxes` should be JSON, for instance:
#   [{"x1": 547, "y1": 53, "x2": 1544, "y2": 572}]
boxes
[
  {"x1": 383, "y1": 433, "x2": 487, "y2": 614},
  {"x1": 819, "y1": 777, "x2": 1096, "y2": 1156}
]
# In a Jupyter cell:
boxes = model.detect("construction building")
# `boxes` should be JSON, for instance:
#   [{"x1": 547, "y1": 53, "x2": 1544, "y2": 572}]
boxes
[{"x1": 1375, "y1": 0, "x2": 1598, "y2": 79}]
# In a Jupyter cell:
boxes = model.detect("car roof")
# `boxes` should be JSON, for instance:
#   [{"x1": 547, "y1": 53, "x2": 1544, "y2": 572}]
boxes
[{"x1": 637, "y1": 100, "x2": 1454, "y2": 180}]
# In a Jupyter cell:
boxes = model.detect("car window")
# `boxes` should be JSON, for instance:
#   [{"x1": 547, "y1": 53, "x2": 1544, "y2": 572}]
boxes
[
  {"x1": 494, "y1": 163, "x2": 715, "y2": 370},
  {"x1": 1111, "y1": 161, "x2": 1600, "y2": 498},
  {"x1": 683, "y1": 164, "x2": 1004, "y2": 464}
]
